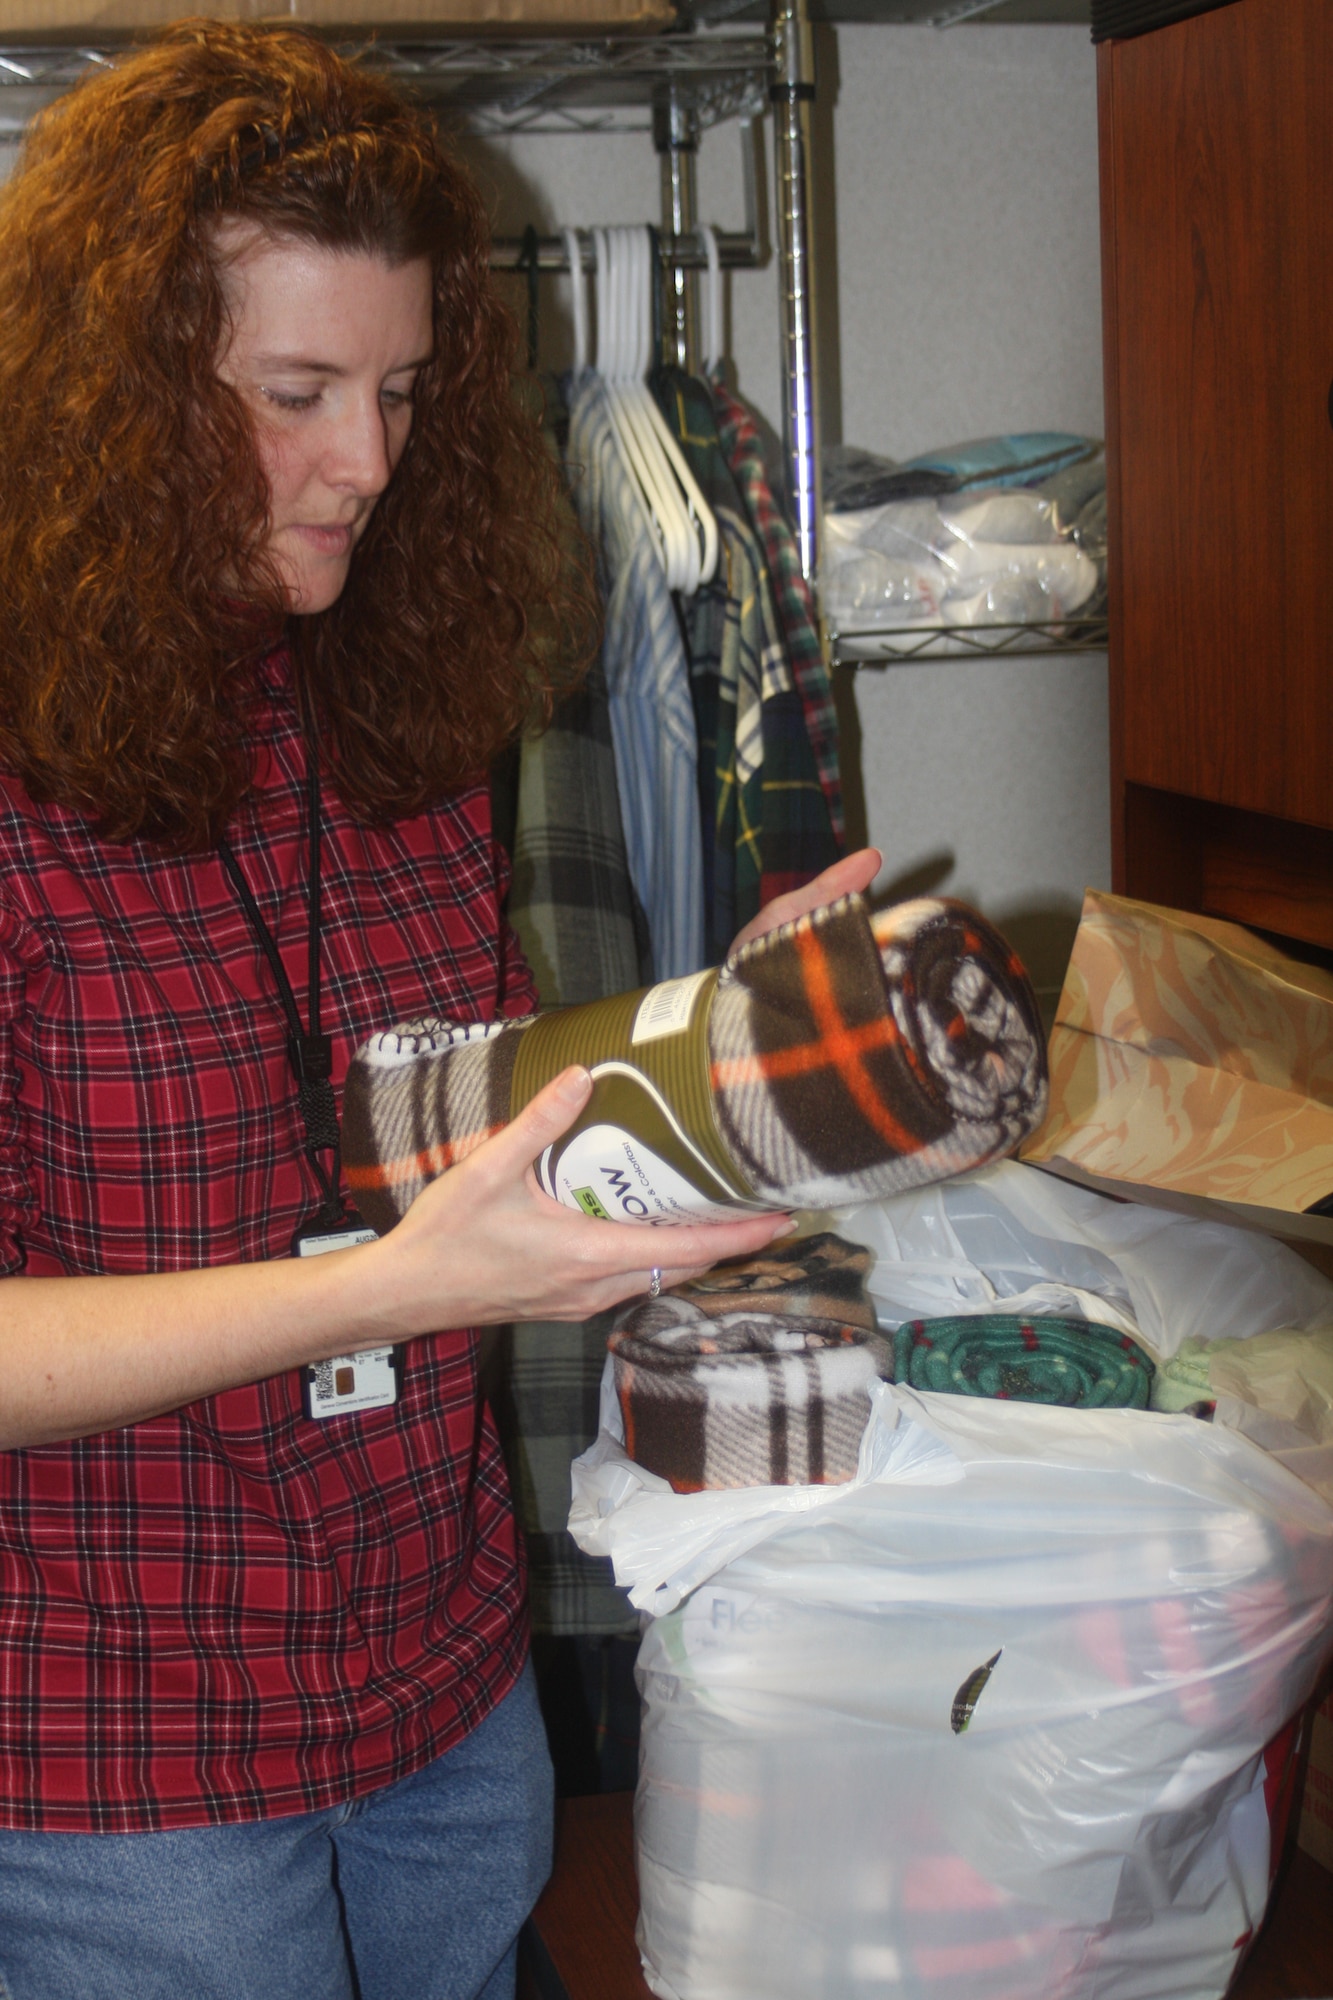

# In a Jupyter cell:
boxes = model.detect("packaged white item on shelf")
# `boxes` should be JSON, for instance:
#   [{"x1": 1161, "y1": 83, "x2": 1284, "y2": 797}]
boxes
[
  {"x1": 938, "y1": 488, "x2": 1059, "y2": 544},
  {"x1": 570, "y1": 1162, "x2": 1333, "y2": 2000},
  {"x1": 820, "y1": 454, "x2": 1104, "y2": 638},
  {"x1": 818, "y1": 512, "x2": 944, "y2": 628},
  {"x1": 939, "y1": 536, "x2": 1098, "y2": 609},
  {"x1": 940, "y1": 577, "x2": 1061, "y2": 628}
]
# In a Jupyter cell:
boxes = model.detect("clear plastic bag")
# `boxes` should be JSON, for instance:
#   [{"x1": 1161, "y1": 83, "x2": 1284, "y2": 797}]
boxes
[
  {"x1": 821, "y1": 442, "x2": 953, "y2": 513},
  {"x1": 569, "y1": 1164, "x2": 1333, "y2": 2000},
  {"x1": 820, "y1": 463, "x2": 1104, "y2": 633},
  {"x1": 938, "y1": 488, "x2": 1058, "y2": 544},
  {"x1": 818, "y1": 513, "x2": 944, "y2": 627}
]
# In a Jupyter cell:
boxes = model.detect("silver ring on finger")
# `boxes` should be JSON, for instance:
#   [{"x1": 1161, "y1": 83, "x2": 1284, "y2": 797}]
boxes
[{"x1": 648, "y1": 1266, "x2": 662, "y2": 1299}]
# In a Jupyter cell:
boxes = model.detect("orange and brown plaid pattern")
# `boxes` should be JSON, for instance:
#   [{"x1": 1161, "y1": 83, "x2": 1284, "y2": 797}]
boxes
[
  {"x1": 342, "y1": 892, "x2": 1047, "y2": 1235},
  {"x1": 708, "y1": 893, "x2": 1048, "y2": 1209},
  {"x1": 608, "y1": 1293, "x2": 887, "y2": 1491},
  {"x1": 343, "y1": 1016, "x2": 533, "y2": 1236}
]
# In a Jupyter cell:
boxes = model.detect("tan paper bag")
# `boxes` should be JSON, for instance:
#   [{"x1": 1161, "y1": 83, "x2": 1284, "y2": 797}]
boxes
[{"x1": 1019, "y1": 890, "x2": 1333, "y2": 1241}]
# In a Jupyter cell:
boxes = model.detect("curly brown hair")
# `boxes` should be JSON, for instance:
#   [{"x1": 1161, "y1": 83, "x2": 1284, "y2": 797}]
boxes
[{"x1": 0, "y1": 19, "x2": 589, "y2": 850}]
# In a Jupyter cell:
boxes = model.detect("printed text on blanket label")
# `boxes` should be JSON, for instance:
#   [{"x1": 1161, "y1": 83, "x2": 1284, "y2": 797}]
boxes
[{"x1": 541, "y1": 1122, "x2": 741, "y2": 1224}]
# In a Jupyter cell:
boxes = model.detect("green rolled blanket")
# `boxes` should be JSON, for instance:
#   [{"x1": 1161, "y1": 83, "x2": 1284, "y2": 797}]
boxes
[{"x1": 893, "y1": 1314, "x2": 1155, "y2": 1410}]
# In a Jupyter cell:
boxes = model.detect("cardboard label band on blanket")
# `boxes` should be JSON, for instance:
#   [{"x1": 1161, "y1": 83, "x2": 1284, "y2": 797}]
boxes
[{"x1": 509, "y1": 970, "x2": 771, "y2": 1223}]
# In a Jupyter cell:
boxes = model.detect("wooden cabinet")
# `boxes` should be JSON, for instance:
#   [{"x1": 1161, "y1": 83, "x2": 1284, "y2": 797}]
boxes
[{"x1": 1098, "y1": 0, "x2": 1333, "y2": 948}]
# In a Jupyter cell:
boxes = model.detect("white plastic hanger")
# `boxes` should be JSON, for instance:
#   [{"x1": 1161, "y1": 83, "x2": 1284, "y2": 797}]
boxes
[
  {"x1": 597, "y1": 225, "x2": 718, "y2": 592},
  {"x1": 617, "y1": 230, "x2": 700, "y2": 591},
  {"x1": 635, "y1": 228, "x2": 719, "y2": 586},
  {"x1": 627, "y1": 229, "x2": 719, "y2": 588},
  {"x1": 596, "y1": 226, "x2": 700, "y2": 590},
  {"x1": 590, "y1": 229, "x2": 666, "y2": 585}
]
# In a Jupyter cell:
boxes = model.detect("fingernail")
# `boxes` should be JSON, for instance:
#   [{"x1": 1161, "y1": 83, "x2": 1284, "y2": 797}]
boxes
[
  {"x1": 770, "y1": 1218, "x2": 799, "y2": 1238},
  {"x1": 556, "y1": 1066, "x2": 592, "y2": 1104}
]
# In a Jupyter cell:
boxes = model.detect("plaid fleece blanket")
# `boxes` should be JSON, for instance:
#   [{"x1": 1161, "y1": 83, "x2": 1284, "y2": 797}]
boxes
[
  {"x1": 609, "y1": 1294, "x2": 888, "y2": 1491},
  {"x1": 671, "y1": 1230, "x2": 877, "y2": 1333},
  {"x1": 893, "y1": 1314, "x2": 1155, "y2": 1409},
  {"x1": 341, "y1": 892, "x2": 1047, "y2": 1234}
]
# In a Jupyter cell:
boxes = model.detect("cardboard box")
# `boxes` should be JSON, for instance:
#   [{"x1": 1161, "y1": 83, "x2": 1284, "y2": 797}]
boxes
[
  {"x1": 1298, "y1": 1689, "x2": 1333, "y2": 1873},
  {"x1": 0, "y1": 0, "x2": 675, "y2": 36},
  {"x1": 1019, "y1": 890, "x2": 1333, "y2": 1246}
]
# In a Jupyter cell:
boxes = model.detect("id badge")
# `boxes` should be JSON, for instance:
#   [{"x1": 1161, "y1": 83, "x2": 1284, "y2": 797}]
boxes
[{"x1": 292, "y1": 1211, "x2": 402, "y2": 1421}]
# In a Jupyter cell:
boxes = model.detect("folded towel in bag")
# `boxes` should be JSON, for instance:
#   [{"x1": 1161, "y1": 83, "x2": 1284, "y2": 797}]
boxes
[
  {"x1": 342, "y1": 893, "x2": 1047, "y2": 1236},
  {"x1": 609, "y1": 1294, "x2": 889, "y2": 1490}
]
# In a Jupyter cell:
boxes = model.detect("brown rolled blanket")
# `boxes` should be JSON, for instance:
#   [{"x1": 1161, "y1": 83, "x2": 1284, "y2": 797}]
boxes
[
  {"x1": 342, "y1": 893, "x2": 1047, "y2": 1237},
  {"x1": 609, "y1": 1295, "x2": 890, "y2": 1491},
  {"x1": 670, "y1": 1230, "x2": 878, "y2": 1333}
]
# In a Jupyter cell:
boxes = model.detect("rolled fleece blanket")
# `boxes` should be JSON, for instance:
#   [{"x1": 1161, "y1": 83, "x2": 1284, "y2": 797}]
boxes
[
  {"x1": 342, "y1": 893, "x2": 1047, "y2": 1237},
  {"x1": 669, "y1": 1230, "x2": 878, "y2": 1333},
  {"x1": 893, "y1": 1314, "x2": 1155, "y2": 1410},
  {"x1": 610, "y1": 1294, "x2": 890, "y2": 1491}
]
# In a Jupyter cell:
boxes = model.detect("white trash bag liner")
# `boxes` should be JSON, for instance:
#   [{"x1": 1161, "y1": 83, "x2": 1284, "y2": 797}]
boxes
[{"x1": 570, "y1": 1164, "x2": 1333, "y2": 2000}]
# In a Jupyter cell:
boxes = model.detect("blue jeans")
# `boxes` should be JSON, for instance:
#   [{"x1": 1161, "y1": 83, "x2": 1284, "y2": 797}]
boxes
[{"x1": 0, "y1": 1662, "x2": 553, "y2": 2000}]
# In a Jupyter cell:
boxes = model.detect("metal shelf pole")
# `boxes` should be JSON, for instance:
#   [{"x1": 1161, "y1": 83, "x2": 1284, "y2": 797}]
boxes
[
  {"x1": 770, "y1": 0, "x2": 821, "y2": 589},
  {"x1": 654, "y1": 89, "x2": 701, "y2": 371},
  {"x1": 489, "y1": 224, "x2": 758, "y2": 273}
]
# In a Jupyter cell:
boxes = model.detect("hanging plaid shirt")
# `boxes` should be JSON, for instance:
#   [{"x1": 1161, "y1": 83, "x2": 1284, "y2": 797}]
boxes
[
  {"x1": 710, "y1": 381, "x2": 846, "y2": 849},
  {"x1": 0, "y1": 648, "x2": 534, "y2": 1833},
  {"x1": 493, "y1": 418, "x2": 647, "y2": 1642},
  {"x1": 654, "y1": 370, "x2": 838, "y2": 952}
]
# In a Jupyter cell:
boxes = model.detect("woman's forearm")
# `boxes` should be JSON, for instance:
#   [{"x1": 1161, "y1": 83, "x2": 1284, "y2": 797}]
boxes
[
  {"x1": 0, "y1": 1067, "x2": 794, "y2": 1451},
  {"x1": 0, "y1": 868, "x2": 872, "y2": 1452},
  {"x1": 0, "y1": 1250, "x2": 391, "y2": 1448}
]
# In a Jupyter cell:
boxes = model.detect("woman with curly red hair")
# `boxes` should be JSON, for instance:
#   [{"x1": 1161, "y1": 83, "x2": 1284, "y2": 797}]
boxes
[
  {"x1": 0, "y1": 19, "x2": 880, "y2": 2000},
  {"x1": 0, "y1": 20, "x2": 886, "y2": 1997}
]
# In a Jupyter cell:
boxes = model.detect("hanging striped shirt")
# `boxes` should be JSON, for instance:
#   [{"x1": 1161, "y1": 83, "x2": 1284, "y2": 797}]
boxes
[{"x1": 565, "y1": 372, "x2": 707, "y2": 981}]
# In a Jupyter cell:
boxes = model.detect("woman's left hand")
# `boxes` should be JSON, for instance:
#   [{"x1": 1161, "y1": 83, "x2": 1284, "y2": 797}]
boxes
[{"x1": 727, "y1": 847, "x2": 882, "y2": 956}]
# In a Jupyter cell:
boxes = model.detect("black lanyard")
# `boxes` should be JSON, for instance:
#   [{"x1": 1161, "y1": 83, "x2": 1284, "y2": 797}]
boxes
[{"x1": 217, "y1": 753, "x2": 345, "y2": 1230}]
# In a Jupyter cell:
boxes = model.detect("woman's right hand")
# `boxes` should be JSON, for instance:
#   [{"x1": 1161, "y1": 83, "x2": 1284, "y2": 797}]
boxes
[
  {"x1": 346, "y1": 1065, "x2": 795, "y2": 1339},
  {"x1": 0, "y1": 1067, "x2": 792, "y2": 1450}
]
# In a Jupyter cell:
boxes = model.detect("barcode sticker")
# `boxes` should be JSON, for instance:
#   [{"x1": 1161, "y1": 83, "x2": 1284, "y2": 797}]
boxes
[{"x1": 631, "y1": 968, "x2": 713, "y2": 1045}]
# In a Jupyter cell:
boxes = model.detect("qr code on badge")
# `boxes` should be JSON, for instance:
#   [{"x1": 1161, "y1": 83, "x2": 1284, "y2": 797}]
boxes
[
  {"x1": 310, "y1": 1358, "x2": 363, "y2": 1401},
  {"x1": 305, "y1": 1350, "x2": 394, "y2": 1419}
]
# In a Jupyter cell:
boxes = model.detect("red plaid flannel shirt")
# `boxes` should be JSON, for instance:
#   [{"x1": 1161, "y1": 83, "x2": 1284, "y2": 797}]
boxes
[{"x1": 0, "y1": 649, "x2": 534, "y2": 1831}]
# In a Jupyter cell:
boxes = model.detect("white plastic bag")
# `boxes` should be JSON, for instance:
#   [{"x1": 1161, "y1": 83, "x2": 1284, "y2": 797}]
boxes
[
  {"x1": 840, "y1": 1158, "x2": 1333, "y2": 1357},
  {"x1": 569, "y1": 1165, "x2": 1333, "y2": 2000},
  {"x1": 1159, "y1": 1326, "x2": 1333, "y2": 1503},
  {"x1": 571, "y1": 1379, "x2": 961, "y2": 1618},
  {"x1": 622, "y1": 1387, "x2": 1333, "y2": 2000}
]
